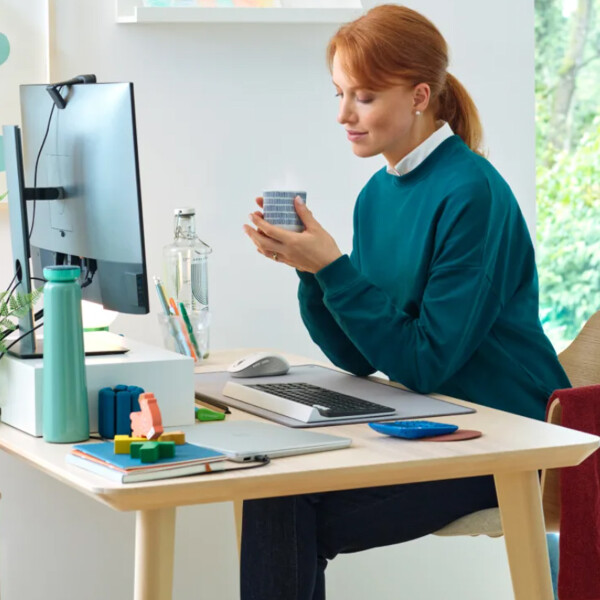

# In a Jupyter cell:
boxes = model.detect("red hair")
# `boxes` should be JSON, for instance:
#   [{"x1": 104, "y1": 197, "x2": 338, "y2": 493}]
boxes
[{"x1": 327, "y1": 4, "x2": 483, "y2": 154}]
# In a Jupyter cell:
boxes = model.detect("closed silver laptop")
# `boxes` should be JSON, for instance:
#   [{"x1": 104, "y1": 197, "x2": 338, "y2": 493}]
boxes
[{"x1": 172, "y1": 420, "x2": 352, "y2": 462}]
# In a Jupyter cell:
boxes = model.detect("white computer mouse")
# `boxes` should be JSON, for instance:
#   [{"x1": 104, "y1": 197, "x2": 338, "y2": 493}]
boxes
[{"x1": 227, "y1": 352, "x2": 290, "y2": 378}]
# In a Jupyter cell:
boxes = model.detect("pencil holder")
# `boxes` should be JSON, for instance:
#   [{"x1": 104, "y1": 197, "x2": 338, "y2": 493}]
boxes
[{"x1": 157, "y1": 313, "x2": 202, "y2": 364}]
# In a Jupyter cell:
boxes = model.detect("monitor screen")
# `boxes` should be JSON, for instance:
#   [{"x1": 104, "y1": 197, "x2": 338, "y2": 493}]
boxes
[{"x1": 19, "y1": 82, "x2": 149, "y2": 315}]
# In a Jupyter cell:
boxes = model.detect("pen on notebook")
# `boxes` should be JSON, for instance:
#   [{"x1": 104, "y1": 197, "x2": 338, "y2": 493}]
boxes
[{"x1": 179, "y1": 302, "x2": 202, "y2": 358}]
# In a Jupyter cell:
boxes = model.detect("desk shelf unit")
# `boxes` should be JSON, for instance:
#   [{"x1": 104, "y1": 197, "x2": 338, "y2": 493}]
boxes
[{"x1": 116, "y1": 0, "x2": 364, "y2": 23}]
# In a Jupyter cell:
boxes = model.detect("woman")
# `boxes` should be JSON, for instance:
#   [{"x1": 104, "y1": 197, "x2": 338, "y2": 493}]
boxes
[{"x1": 242, "y1": 5, "x2": 569, "y2": 599}]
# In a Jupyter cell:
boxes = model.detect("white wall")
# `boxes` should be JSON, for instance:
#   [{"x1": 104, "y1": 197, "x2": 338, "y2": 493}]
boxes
[
  {"x1": 0, "y1": 0, "x2": 532, "y2": 598},
  {"x1": 0, "y1": 0, "x2": 49, "y2": 281}
]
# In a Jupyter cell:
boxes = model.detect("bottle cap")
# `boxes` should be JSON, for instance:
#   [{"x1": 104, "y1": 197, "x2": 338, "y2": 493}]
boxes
[
  {"x1": 43, "y1": 265, "x2": 81, "y2": 282},
  {"x1": 174, "y1": 207, "x2": 195, "y2": 217}
]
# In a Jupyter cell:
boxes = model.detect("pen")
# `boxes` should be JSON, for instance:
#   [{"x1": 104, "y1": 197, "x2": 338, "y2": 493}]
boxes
[
  {"x1": 153, "y1": 276, "x2": 170, "y2": 316},
  {"x1": 179, "y1": 302, "x2": 202, "y2": 358},
  {"x1": 168, "y1": 297, "x2": 197, "y2": 360},
  {"x1": 173, "y1": 317, "x2": 193, "y2": 358},
  {"x1": 153, "y1": 277, "x2": 188, "y2": 356}
]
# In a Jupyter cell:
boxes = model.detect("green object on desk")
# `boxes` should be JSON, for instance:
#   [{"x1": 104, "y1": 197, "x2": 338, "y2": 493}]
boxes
[{"x1": 196, "y1": 407, "x2": 226, "y2": 422}]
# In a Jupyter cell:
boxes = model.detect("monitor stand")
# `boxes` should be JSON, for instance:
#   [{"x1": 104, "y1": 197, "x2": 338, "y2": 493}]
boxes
[{"x1": 7, "y1": 330, "x2": 130, "y2": 359}]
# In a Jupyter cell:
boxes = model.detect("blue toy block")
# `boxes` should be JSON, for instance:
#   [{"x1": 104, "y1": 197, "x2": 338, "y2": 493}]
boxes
[
  {"x1": 115, "y1": 390, "x2": 132, "y2": 436},
  {"x1": 128, "y1": 386, "x2": 144, "y2": 413},
  {"x1": 98, "y1": 387, "x2": 116, "y2": 439},
  {"x1": 97, "y1": 384, "x2": 145, "y2": 439}
]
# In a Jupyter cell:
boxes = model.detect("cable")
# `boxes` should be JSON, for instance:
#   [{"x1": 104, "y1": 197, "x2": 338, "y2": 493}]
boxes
[
  {"x1": 216, "y1": 455, "x2": 271, "y2": 473},
  {"x1": 0, "y1": 277, "x2": 46, "y2": 342},
  {"x1": 8, "y1": 273, "x2": 87, "y2": 333},
  {"x1": 3, "y1": 272, "x2": 18, "y2": 296},
  {"x1": 29, "y1": 99, "x2": 58, "y2": 240},
  {"x1": 0, "y1": 327, "x2": 15, "y2": 342},
  {"x1": 0, "y1": 322, "x2": 43, "y2": 360},
  {"x1": 3, "y1": 276, "x2": 20, "y2": 304},
  {"x1": 3, "y1": 96, "x2": 56, "y2": 296},
  {"x1": 163, "y1": 455, "x2": 271, "y2": 479},
  {"x1": 80, "y1": 259, "x2": 97, "y2": 289},
  {"x1": 0, "y1": 278, "x2": 22, "y2": 339}
]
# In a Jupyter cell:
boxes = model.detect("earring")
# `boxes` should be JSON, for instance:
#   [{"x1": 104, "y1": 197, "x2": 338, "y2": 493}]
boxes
[{"x1": 415, "y1": 110, "x2": 421, "y2": 116}]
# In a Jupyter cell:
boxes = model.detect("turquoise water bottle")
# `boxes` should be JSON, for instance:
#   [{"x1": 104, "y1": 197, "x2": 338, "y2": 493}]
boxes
[{"x1": 42, "y1": 265, "x2": 89, "y2": 443}]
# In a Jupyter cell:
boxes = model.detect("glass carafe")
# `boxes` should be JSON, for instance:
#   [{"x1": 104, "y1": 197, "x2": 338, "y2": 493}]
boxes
[{"x1": 163, "y1": 208, "x2": 212, "y2": 358}]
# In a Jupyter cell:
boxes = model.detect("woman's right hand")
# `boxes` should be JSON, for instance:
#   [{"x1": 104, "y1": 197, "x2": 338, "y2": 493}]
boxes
[{"x1": 252, "y1": 197, "x2": 264, "y2": 232}]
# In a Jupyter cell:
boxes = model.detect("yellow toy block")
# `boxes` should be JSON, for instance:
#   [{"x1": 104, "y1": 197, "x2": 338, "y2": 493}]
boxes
[
  {"x1": 114, "y1": 435, "x2": 147, "y2": 454},
  {"x1": 158, "y1": 431, "x2": 186, "y2": 445}
]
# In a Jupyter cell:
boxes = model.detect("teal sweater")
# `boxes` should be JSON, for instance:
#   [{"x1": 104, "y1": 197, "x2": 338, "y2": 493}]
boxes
[{"x1": 297, "y1": 135, "x2": 570, "y2": 421}]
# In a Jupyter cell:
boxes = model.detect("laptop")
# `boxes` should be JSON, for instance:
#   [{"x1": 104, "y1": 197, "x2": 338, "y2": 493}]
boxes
[{"x1": 170, "y1": 420, "x2": 352, "y2": 462}]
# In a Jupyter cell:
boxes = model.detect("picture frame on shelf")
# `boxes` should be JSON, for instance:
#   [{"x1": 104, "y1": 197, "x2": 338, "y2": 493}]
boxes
[
  {"x1": 143, "y1": 1, "x2": 282, "y2": 6},
  {"x1": 117, "y1": 0, "x2": 364, "y2": 23}
]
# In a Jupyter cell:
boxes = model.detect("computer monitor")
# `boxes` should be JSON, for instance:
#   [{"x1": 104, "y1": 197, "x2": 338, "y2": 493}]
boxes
[{"x1": 2, "y1": 80, "x2": 149, "y2": 358}]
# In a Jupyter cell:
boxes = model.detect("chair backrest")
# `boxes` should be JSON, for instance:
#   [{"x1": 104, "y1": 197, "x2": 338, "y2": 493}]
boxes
[
  {"x1": 541, "y1": 310, "x2": 600, "y2": 531},
  {"x1": 557, "y1": 311, "x2": 600, "y2": 387}
]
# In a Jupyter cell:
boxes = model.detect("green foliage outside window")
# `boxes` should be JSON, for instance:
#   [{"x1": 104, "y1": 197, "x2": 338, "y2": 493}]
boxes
[{"x1": 536, "y1": 0, "x2": 600, "y2": 348}]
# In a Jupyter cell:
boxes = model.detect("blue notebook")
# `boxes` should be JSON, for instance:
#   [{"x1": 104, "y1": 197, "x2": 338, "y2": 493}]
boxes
[{"x1": 67, "y1": 441, "x2": 227, "y2": 483}]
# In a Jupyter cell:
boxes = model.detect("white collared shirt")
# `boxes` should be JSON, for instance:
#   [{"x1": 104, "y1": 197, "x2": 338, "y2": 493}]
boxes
[{"x1": 387, "y1": 122, "x2": 454, "y2": 177}]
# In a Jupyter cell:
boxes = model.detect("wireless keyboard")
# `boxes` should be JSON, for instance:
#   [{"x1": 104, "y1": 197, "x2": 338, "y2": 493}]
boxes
[{"x1": 222, "y1": 381, "x2": 395, "y2": 423}]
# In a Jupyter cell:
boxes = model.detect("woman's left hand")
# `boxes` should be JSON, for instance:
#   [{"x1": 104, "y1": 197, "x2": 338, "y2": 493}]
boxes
[{"x1": 243, "y1": 196, "x2": 343, "y2": 274}]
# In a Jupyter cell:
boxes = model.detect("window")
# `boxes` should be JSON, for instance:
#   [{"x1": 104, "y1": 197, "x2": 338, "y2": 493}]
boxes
[{"x1": 536, "y1": 0, "x2": 600, "y2": 350}]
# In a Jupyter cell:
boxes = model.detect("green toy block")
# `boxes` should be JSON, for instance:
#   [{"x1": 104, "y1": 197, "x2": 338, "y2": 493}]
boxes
[
  {"x1": 158, "y1": 441, "x2": 176, "y2": 458},
  {"x1": 129, "y1": 442, "x2": 144, "y2": 459},
  {"x1": 129, "y1": 440, "x2": 176, "y2": 463},
  {"x1": 140, "y1": 442, "x2": 160, "y2": 463},
  {"x1": 130, "y1": 441, "x2": 159, "y2": 462}
]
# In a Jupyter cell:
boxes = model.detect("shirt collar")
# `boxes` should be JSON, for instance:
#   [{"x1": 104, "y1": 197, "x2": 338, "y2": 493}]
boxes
[{"x1": 386, "y1": 121, "x2": 454, "y2": 177}]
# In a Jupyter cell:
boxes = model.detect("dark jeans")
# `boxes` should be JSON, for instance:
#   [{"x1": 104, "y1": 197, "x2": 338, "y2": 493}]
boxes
[{"x1": 240, "y1": 476, "x2": 498, "y2": 600}]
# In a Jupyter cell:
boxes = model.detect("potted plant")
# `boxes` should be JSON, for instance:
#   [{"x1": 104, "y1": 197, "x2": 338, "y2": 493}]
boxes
[{"x1": 0, "y1": 288, "x2": 42, "y2": 356}]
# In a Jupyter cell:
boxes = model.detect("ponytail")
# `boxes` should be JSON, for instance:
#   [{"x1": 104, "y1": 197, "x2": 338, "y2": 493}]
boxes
[
  {"x1": 437, "y1": 73, "x2": 484, "y2": 155},
  {"x1": 327, "y1": 5, "x2": 485, "y2": 155}
]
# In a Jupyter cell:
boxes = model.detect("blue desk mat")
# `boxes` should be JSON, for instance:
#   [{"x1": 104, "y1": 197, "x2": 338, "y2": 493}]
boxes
[{"x1": 194, "y1": 365, "x2": 474, "y2": 428}]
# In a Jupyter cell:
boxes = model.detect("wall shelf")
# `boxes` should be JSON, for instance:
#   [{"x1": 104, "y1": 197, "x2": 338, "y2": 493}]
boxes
[{"x1": 116, "y1": 1, "x2": 364, "y2": 24}]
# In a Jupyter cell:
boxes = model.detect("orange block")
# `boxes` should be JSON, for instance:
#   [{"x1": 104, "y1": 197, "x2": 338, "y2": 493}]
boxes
[
  {"x1": 130, "y1": 393, "x2": 164, "y2": 440},
  {"x1": 158, "y1": 431, "x2": 186, "y2": 445}
]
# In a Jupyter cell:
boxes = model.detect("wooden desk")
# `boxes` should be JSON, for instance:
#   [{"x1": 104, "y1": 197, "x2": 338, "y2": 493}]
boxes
[{"x1": 0, "y1": 349, "x2": 598, "y2": 600}]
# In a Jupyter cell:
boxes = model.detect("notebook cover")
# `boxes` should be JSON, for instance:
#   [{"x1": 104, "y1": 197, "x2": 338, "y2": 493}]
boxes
[
  {"x1": 71, "y1": 441, "x2": 226, "y2": 472},
  {"x1": 66, "y1": 452, "x2": 226, "y2": 483}
]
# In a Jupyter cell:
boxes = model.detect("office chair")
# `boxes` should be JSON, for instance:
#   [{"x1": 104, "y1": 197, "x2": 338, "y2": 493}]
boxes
[{"x1": 434, "y1": 310, "x2": 600, "y2": 537}]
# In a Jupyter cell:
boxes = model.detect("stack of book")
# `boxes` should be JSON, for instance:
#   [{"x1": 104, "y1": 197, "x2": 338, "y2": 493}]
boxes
[{"x1": 67, "y1": 441, "x2": 228, "y2": 483}]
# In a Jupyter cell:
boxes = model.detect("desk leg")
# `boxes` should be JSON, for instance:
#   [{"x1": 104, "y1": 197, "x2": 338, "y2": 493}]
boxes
[
  {"x1": 494, "y1": 471, "x2": 553, "y2": 600},
  {"x1": 134, "y1": 507, "x2": 176, "y2": 600},
  {"x1": 234, "y1": 499, "x2": 243, "y2": 559}
]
